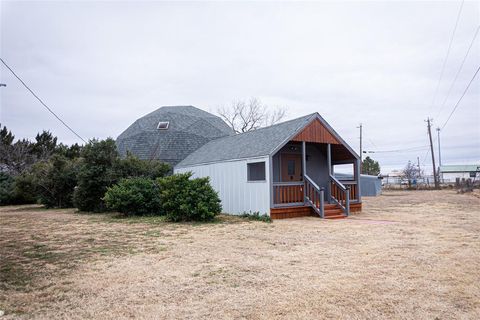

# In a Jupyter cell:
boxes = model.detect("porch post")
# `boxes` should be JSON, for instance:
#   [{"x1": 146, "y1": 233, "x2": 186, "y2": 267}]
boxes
[
  {"x1": 302, "y1": 141, "x2": 307, "y2": 204},
  {"x1": 320, "y1": 187, "x2": 325, "y2": 218},
  {"x1": 269, "y1": 155, "x2": 274, "y2": 209},
  {"x1": 327, "y1": 143, "x2": 332, "y2": 203},
  {"x1": 302, "y1": 141, "x2": 307, "y2": 177},
  {"x1": 356, "y1": 158, "x2": 362, "y2": 203}
]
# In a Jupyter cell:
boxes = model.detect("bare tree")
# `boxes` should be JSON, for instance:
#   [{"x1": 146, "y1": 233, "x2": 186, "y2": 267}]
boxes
[
  {"x1": 2, "y1": 139, "x2": 36, "y2": 175},
  {"x1": 218, "y1": 98, "x2": 286, "y2": 134},
  {"x1": 401, "y1": 161, "x2": 422, "y2": 187},
  {"x1": 0, "y1": 125, "x2": 58, "y2": 175}
]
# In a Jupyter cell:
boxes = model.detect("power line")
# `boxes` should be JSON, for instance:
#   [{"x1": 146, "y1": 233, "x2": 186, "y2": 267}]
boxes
[
  {"x1": 422, "y1": 148, "x2": 430, "y2": 166},
  {"x1": 364, "y1": 145, "x2": 430, "y2": 154},
  {"x1": 441, "y1": 64, "x2": 480, "y2": 130},
  {"x1": 0, "y1": 58, "x2": 86, "y2": 143},
  {"x1": 367, "y1": 138, "x2": 377, "y2": 148},
  {"x1": 435, "y1": 24, "x2": 480, "y2": 119},
  {"x1": 430, "y1": 0, "x2": 464, "y2": 112}
]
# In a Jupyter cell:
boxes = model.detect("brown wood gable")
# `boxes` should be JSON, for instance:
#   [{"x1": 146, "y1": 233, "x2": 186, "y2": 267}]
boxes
[{"x1": 291, "y1": 119, "x2": 340, "y2": 144}]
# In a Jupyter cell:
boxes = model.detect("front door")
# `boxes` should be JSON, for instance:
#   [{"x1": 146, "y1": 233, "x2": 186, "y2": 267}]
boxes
[{"x1": 281, "y1": 154, "x2": 302, "y2": 181}]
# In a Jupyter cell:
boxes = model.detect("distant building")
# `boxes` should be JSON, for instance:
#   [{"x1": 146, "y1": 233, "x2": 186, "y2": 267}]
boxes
[
  {"x1": 439, "y1": 165, "x2": 480, "y2": 183},
  {"x1": 382, "y1": 170, "x2": 404, "y2": 186},
  {"x1": 335, "y1": 173, "x2": 382, "y2": 196}
]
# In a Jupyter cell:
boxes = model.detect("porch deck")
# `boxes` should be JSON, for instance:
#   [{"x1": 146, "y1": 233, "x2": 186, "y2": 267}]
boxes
[{"x1": 271, "y1": 203, "x2": 362, "y2": 219}]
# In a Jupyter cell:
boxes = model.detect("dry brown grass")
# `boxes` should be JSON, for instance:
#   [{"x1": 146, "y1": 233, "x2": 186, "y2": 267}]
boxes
[{"x1": 1, "y1": 190, "x2": 479, "y2": 319}]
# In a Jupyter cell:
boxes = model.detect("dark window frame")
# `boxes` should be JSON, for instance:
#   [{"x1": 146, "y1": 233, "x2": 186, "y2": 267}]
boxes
[{"x1": 247, "y1": 161, "x2": 266, "y2": 182}]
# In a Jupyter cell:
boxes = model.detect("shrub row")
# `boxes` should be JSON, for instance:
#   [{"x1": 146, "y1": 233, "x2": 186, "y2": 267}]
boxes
[
  {"x1": 0, "y1": 138, "x2": 170, "y2": 210},
  {"x1": 104, "y1": 173, "x2": 222, "y2": 222},
  {"x1": 72, "y1": 139, "x2": 170, "y2": 212}
]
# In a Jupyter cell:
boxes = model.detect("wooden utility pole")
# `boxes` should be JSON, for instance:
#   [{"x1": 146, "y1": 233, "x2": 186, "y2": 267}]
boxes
[
  {"x1": 417, "y1": 156, "x2": 421, "y2": 178},
  {"x1": 426, "y1": 118, "x2": 439, "y2": 189},
  {"x1": 358, "y1": 123, "x2": 363, "y2": 173}
]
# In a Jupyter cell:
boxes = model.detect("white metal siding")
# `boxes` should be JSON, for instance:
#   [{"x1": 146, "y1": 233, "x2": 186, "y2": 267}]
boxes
[
  {"x1": 174, "y1": 157, "x2": 271, "y2": 215},
  {"x1": 442, "y1": 172, "x2": 477, "y2": 183}
]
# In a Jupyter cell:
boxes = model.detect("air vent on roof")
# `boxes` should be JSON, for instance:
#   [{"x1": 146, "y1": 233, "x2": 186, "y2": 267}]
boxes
[{"x1": 157, "y1": 121, "x2": 169, "y2": 130}]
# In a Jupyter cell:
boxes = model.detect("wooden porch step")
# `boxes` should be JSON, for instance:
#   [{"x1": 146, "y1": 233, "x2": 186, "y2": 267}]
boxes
[
  {"x1": 324, "y1": 210, "x2": 344, "y2": 216},
  {"x1": 324, "y1": 204, "x2": 339, "y2": 209},
  {"x1": 324, "y1": 214, "x2": 346, "y2": 220}
]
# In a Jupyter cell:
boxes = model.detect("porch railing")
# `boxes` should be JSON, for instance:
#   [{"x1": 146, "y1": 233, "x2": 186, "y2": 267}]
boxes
[
  {"x1": 273, "y1": 182, "x2": 304, "y2": 206},
  {"x1": 272, "y1": 177, "x2": 352, "y2": 217},
  {"x1": 304, "y1": 174, "x2": 324, "y2": 218},
  {"x1": 330, "y1": 175, "x2": 350, "y2": 216},
  {"x1": 338, "y1": 180, "x2": 359, "y2": 202}
]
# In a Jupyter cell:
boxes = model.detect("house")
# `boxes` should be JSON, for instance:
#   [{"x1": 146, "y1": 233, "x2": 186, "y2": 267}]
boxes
[
  {"x1": 118, "y1": 106, "x2": 362, "y2": 219},
  {"x1": 439, "y1": 164, "x2": 480, "y2": 183},
  {"x1": 116, "y1": 106, "x2": 234, "y2": 167}
]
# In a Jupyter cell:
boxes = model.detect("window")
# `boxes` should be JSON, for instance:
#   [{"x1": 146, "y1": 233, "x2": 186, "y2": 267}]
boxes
[
  {"x1": 287, "y1": 160, "x2": 296, "y2": 175},
  {"x1": 157, "y1": 121, "x2": 170, "y2": 130},
  {"x1": 247, "y1": 162, "x2": 266, "y2": 181}
]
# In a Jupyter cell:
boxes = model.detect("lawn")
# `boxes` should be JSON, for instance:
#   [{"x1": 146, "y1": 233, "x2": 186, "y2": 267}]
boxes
[{"x1": 1, "y1": 190, "x2": 479, "y2": 319}]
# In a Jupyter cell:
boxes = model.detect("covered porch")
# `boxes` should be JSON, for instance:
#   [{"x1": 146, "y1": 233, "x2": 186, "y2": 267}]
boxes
[{"x1": 269, "y1": 123, "x2": 362, "y2": 219}]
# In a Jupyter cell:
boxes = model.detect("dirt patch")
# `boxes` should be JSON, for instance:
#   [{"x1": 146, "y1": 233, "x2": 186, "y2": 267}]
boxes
[{"x1": 1, "y1": 190, "x2": 479, "y2": 319}]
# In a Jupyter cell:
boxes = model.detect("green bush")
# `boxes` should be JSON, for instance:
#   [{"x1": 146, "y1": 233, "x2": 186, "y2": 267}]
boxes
[
  {"x1": 104, "y1": 178, "x2": 162, "y2": 216},
  {"x1": 114, "y1": 152, "x2": 170, "y2": 179},
  {"x1": 31, "y1": 155, "x2": 79, "y2": 208},
  {"x1": 158, "y1": 173, "x2": 221, "y2": 222},
  {"x1": 12, "y1": 172, "x2": 37, "y2": 204},
  {"x1": 73, "y1": 139, "x2": 171, "y2": 213},
  {"x1": 73, "y1": 139, "x2": 119, "y2": 212},
  {"x1": 239, "y1": 211, "x2": 272, "y2": 223},
  {"x1": 0, "y1": 172, "x2": 15, "y2": 205}
]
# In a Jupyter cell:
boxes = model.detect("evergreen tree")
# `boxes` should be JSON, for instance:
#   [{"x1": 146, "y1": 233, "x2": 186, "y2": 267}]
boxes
[
  {"x1": 362, "y1": 156, "x2": 381, "y2": 175},
  {"x1": 73, "y1": 138, "x2": 119, "y2": 212},
  {"x1": 33, "y1": 130, "x2": 58, "y2": 160}
]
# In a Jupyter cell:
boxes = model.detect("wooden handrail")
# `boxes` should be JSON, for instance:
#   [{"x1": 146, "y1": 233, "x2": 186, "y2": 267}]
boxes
[
  {"x1": 330, "y1": 174, "x2": 347, "y2": 191},
  {"x1": 304, "y1": 174, "x2": 324, "y2": 218},
  {"x1": 339, "y1": 180, "x2": 357, "y2": 185},
  {"x1": 273, "y1": 181, "x2": 304, "y2": 186},
  {"x1": 329, "y1": 174, "x2": 350, "y2": 216},
  {"x1": 304, "y1": 174, "x2": 320, "y2": 190}
]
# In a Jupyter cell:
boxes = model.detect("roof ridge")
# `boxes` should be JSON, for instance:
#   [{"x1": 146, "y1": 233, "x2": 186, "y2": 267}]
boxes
[
  {"x1": 225, "y1": 112, "x2": 316, "y2": 137},
  {"x1": 175, "y1": 113, "x2": 320, "y2": 168},
  {"x1": 147, "y1": 105, "x2": 219, "y2": 118}
]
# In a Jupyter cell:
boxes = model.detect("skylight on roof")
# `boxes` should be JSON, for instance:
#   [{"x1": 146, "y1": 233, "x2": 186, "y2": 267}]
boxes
[{"x1": 157, "y1": 121, "x2": 170, "y2": 130}]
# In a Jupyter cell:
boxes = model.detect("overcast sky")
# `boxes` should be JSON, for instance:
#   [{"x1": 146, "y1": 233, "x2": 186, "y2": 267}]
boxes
[{"x1": 1, "y1": 0, "x2": 479, "y2": 174}]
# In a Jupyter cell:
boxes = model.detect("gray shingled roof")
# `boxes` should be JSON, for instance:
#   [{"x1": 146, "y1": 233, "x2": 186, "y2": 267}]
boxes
[
  {"x1": 176, "y1": 113, "x2": 316, "y2": 168},
  {"x1": 116, "y1": 106, "x2": 234, "y2": 167}
]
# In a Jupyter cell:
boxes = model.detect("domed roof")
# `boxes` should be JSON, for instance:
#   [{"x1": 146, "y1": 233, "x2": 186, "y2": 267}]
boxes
[{"x1": 116, "y1": 106, "x2": 234, "y2": 166}]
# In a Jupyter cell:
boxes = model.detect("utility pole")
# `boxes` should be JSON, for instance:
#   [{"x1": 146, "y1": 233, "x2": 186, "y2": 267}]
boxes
[
  {"x1": 436, "y1": 128, "x2": 442, "y2": 167},
  {"x1": 417, "y1": 156, "x2": 421, "y2": 178},
  {"x1": 437, "y1": 127, "x2": 442, "y2": 183},
  {"x1": 358, "y1": 123, "x2": 363, "y2": 173},
  {"x1": 426, "y1": 118, "x2": 439, "y2": 189}
]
